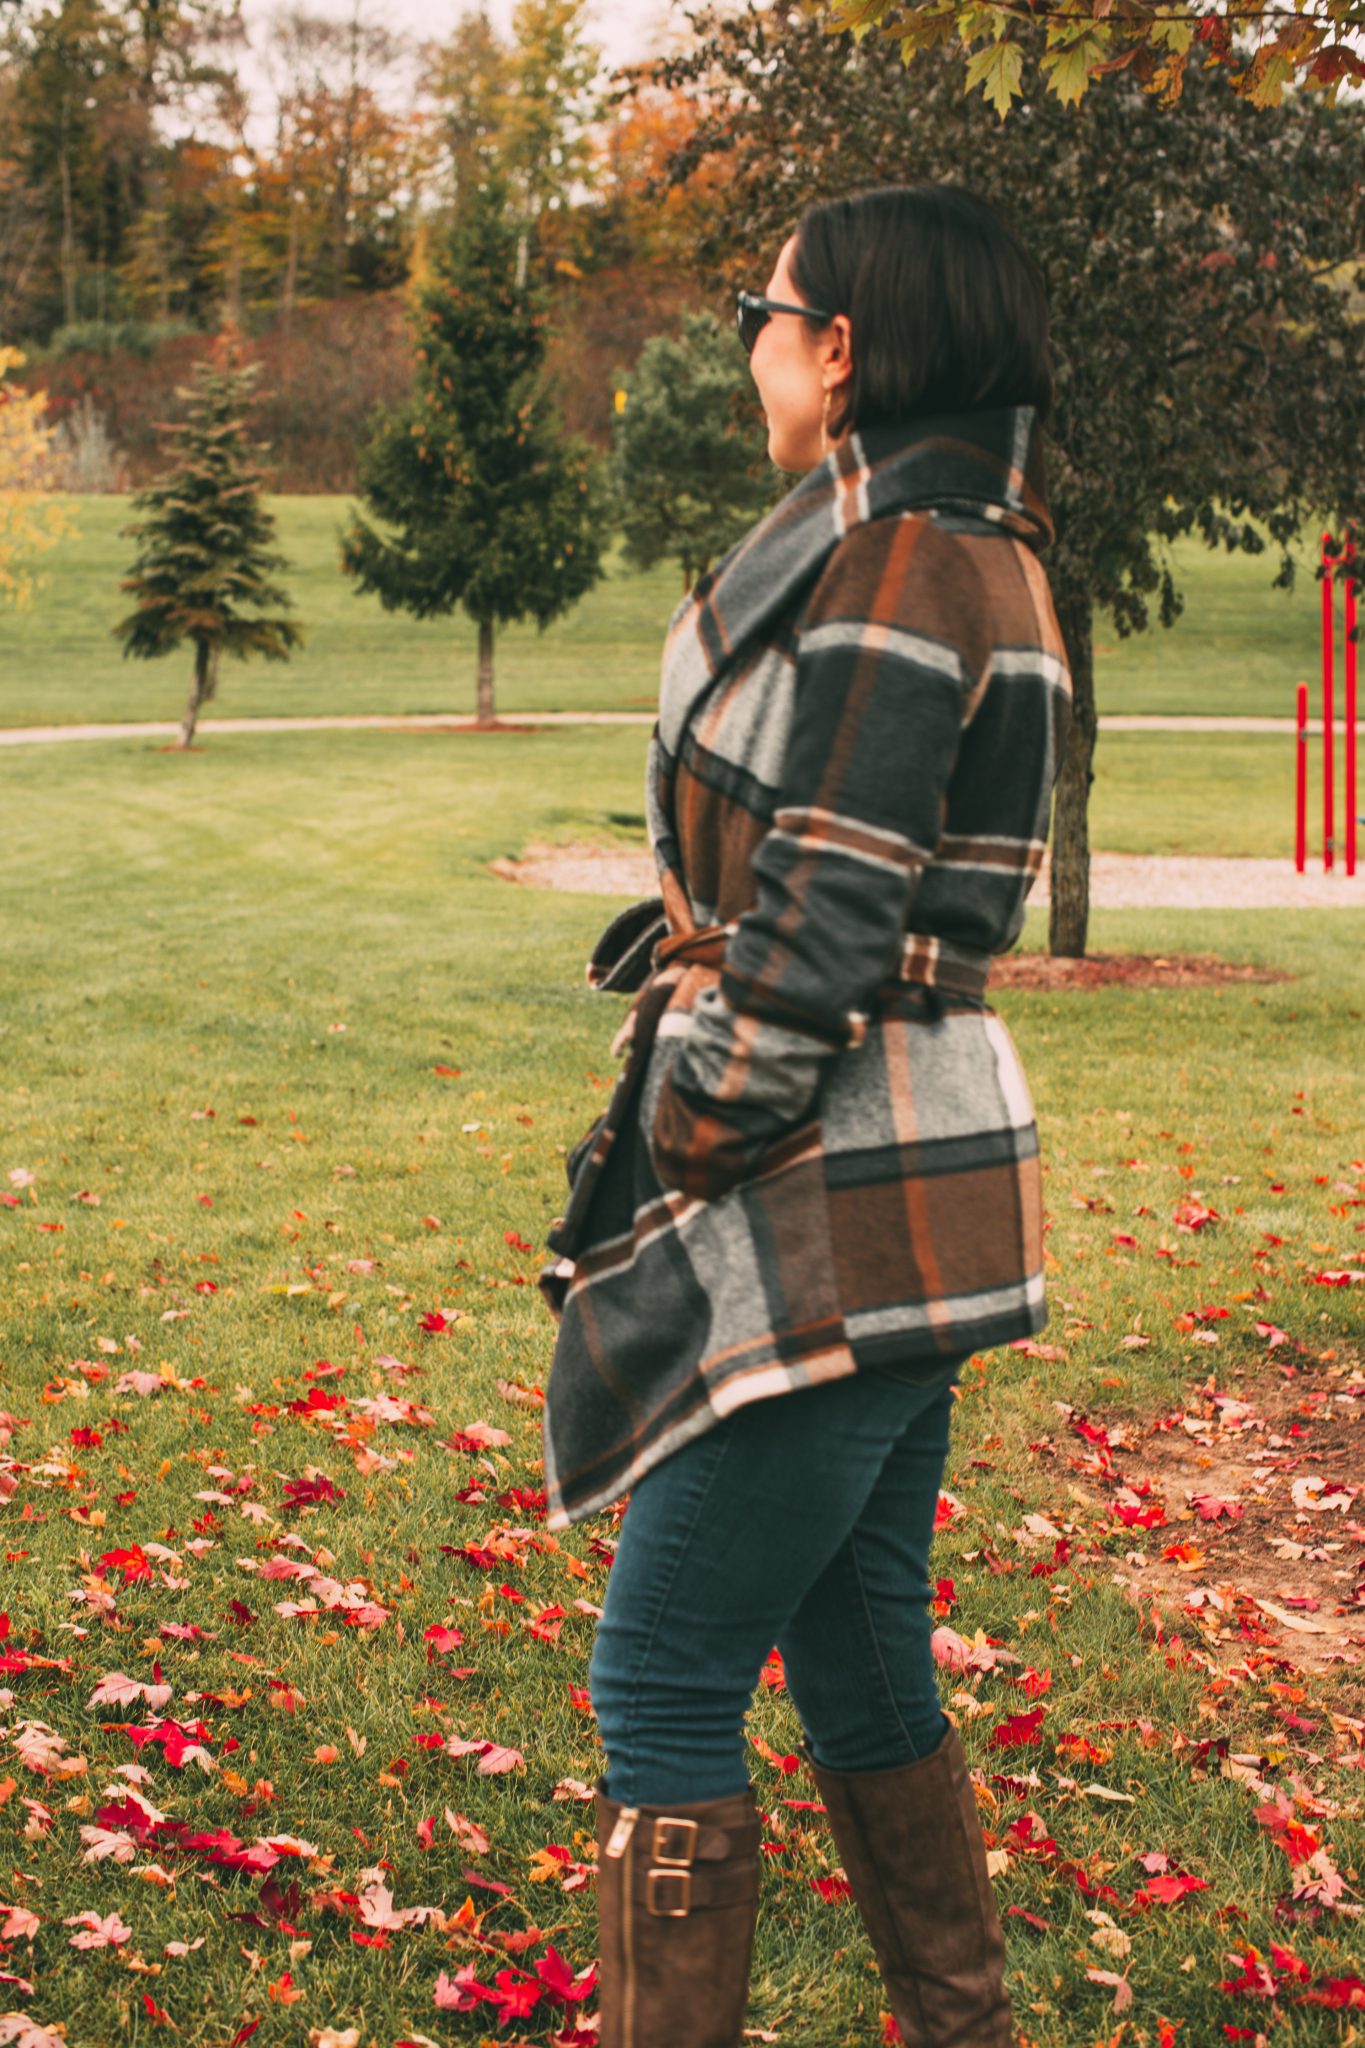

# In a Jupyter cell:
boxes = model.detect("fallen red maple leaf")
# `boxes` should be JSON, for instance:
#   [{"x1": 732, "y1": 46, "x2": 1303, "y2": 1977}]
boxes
[
  {"x1": 1111, "y1": 1499, "x2": 1167, "y2": 1530},
  {"x1": 990, "y1": 1709, "x2": 1046, "y2": 1751},
  {"x1": 1134, "y1": 1872, "x2": 1209, "y2": 1906},
  {"x1": 535, "y1": 1945, "x2": 597, "y2": 2005},
  {"x1": 1296, "y1": 1975, "x2": 1365, "y2": 2009},
  {"x1": 1191, "y1": 1494, "x2": 1242, "y2": 1522},
  {"x1": 487, "y1": 1968, "x2": 544, "y2": 2025},
  {"x1": 280, "y1": 1473, "x2": 345, "y2": 1509},
  {"x1": 96, "y1": 1545, "x2": 153, "y2": 1584}
]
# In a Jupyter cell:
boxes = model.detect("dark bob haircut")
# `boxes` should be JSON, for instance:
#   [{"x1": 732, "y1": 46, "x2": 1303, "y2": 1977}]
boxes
[{"x1": 789, "y1": 183, "x2": 1053, "y2": 436}]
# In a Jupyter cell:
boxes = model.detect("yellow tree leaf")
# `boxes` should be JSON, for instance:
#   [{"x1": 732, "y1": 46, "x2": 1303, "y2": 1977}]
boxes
[
  {"x1": 1042, "y1": 26, "x2": 1113, "y2": 105},
  {"x1": 964, "y1": 37, "x2": 1024, "y2": 117}
]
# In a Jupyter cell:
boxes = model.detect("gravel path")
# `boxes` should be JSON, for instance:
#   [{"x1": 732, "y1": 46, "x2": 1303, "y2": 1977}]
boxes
[
  {"x1": 0, "y1": 710, "x2": 1331, "y2": 746},
  {"x1": 493, "y1": 842, "x2": 1365, "y2": 910},
  {"x1": 8, "y1": 711, "x2": 1357, "y2": 906}
]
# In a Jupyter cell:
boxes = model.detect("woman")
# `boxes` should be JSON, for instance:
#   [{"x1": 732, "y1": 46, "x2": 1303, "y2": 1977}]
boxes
[{"x1": 538, "y1": 183, "x2": 1071, "y2": 2048}]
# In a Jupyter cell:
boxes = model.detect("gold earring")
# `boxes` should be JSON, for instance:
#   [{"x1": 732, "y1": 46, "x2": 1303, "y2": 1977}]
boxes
[{"x1": 820, "y1": 388, "x2": 832, "y2": 459}]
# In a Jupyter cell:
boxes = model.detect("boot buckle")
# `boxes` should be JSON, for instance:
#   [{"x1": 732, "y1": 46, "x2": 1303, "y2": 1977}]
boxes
[
  {"x1": 651, "y1": 1816, "x2": 699, "y2": 1863},
  {"x1": 646, "y1": 1865, "x2": 692, "y2": 1916},
  {"x1": 646, "y1": 1816, "x2": 698, "y2": 1917}
]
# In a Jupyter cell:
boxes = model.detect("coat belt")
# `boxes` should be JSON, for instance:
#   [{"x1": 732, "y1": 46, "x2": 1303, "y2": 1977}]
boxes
[
  {"x1": 654, "y1": 923, "x2": 992, "y2": 1003},
  {"x1": 543, "y1": 921, "x2": 991, "y2": 1279}
]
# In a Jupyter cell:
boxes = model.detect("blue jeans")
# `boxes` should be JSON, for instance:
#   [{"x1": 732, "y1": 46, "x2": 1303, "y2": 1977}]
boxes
[{"x1": 588, "y1": 1361, "x2": 963, "y2": 1806}]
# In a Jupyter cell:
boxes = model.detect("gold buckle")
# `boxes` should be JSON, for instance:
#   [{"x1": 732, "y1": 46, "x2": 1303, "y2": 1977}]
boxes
[
  {"x1": 651, "y1": 1816, "x2": 699, "y2": 1864},
  {"x1": 646, "y1": 1865, "x2": 692, "y2": 1916}
]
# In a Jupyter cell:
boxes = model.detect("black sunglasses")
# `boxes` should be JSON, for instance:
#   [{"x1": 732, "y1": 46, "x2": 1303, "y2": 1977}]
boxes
[{"x1": 736, "y1": 289, "x2": 837, "y2": 356}]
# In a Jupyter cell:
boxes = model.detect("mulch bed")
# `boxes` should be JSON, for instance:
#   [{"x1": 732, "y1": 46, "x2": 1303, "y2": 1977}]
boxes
[{"x1": 992, "y1": 952, "x2": 1292, "y2": 991}]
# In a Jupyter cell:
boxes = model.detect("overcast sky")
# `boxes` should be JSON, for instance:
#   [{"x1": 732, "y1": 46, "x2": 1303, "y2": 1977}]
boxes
[{"x1": 228, "y1": 0, "x2": 694, "y2": 150}]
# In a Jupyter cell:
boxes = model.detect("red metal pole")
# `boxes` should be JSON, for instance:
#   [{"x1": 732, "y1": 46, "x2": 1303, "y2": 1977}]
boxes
[
  {"x1": 1345, "y1": 537, "x2": 1357, "y2": 879},
  {"x1": 1296, "y1": 680, "x2": 1308, "y2": 874},
  {"x1": 1322, "y1": 532, "x2": 1335, "y2": 873}
]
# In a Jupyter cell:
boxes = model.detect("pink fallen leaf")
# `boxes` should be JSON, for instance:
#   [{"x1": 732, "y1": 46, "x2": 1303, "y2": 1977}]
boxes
[
  {"x1": 65, "y1": 1909, "x2": 132, "y2": 1949},
  {"x1": 931, "y1": 1627, "x2": 1016, "y2": 1674},
  {"x1": 79, "y1": 1824, "x2": 139, "y2": 1864},
  {"x1": 1086, "y1": 1968, "x2": 1133, "y2": 2012},
  {"x1": 460, "y1": 1420, "x2": 512, "y2": 1449},
  {"x1": 550, "y1": 1778, "x2": 595, "y2": 1802},
  {"x1": 443, "y1": 1736, "x2": 524, "y2": 1774},
  {"x1": 113, "y1": 1371, "x2": 169, "y2": 1398},
  {"x1": 1291, "y1": 1476, "x2": 1356, "y2": 1513},
  {"x1": 434, "y1": 1962, "x2": 493, "y2": 2013},
  {"x1": 86, "y1": 1671, "x2": 173, "y2": 1713},
  {"x1": 445, "y1": 1809, "x2": 491, "y2": 1854}
]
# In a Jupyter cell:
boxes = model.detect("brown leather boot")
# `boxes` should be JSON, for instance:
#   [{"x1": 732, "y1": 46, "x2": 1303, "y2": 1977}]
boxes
[
  {"x1": 798, "y1": 1725, "x2": 1013, "y2": 2047},
  {"x1": 592, "y1": 1777, "x2": 763, "y2": 2048}
]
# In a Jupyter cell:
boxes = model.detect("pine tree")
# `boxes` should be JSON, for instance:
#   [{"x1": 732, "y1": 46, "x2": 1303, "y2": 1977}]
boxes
[
  {"x1": 613, "y1": 311, "x2": 773, "y2": 593},
  {"x1": 340, "y1": 177, "x2": 607, "y2": 725},
  {"x1": 115, "y1": 343, "x2": 301, "y2": 748}
]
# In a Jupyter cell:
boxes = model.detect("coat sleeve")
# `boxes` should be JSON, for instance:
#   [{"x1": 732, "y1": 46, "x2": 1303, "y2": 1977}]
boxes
[{"x1": 649, "y1": 515, "x2": 988, "y2": 1204}]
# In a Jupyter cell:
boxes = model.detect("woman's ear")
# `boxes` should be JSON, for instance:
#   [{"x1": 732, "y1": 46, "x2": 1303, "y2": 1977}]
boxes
[{"x1": 823, "y1": 313, "x2": 854, "y2": 393}]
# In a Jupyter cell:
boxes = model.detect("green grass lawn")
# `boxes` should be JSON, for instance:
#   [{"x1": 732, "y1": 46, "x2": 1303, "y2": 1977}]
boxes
[
  {"x1": 1, "y1": 729, "x2": 1361, "y2": 2047},
  {"x1": 3, "y1": 487, "x2": 1359, "y2": 865},
  {"x1": 0, "y1": 495, "x2": 1338, "y2": 727}
]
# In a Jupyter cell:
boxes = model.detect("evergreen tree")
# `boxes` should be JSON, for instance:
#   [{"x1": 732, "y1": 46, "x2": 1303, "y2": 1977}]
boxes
[
  {"x1": 613, "y1": 310, "x2": 773, "y2": 593},
  {"x1": 114, "y1": 345, "x2": 301, "y2": 748},
  {"x1": 340, "y1": 177, "x2": 607, "y2": 726}
]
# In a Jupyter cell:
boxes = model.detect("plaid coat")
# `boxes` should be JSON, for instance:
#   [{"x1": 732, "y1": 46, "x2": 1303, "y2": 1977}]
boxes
[{"x1": 539, "y1": 404, "x2": 1072, "y2": 1531}]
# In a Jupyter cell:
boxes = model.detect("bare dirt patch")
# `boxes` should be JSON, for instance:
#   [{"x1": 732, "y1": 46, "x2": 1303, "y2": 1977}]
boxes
[
  {"x1": 489, "y1": 840, "x2": 657, "y2": 895},
  {"x1": 991, "y1": 953, "x2": 1292, "y2": 991},
  {"x1": 489, "y1": 840, "x2": 1363, "y2": 912},
  {"x1": 1051, "y1": 1364, "x2": 1365, "y2": 1683}
]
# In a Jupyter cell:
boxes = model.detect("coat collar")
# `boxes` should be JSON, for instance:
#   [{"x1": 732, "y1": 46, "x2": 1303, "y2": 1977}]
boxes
[{"x1": 660, "y1": 404, "x2": 1053, "y2": 744}]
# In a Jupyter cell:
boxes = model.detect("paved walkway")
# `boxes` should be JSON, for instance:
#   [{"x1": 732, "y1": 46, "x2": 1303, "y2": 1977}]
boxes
[{"x1": 0, "y1": 710, "x2": 1329, "y2": 747}]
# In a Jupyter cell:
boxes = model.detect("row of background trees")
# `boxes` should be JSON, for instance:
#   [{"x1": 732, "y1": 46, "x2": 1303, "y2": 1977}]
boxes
[
  {"x1": 3, "y1": 0, "x2": 1363, "y2": 956},
  {"x1": 0, "y1": 0, "x2": 714, "y2": 479}
]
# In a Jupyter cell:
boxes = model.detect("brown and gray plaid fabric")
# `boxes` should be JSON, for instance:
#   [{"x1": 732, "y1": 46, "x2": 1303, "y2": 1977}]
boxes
[{"x1": 539, "y1": 404, "x2": 1072, "y2": 1531}]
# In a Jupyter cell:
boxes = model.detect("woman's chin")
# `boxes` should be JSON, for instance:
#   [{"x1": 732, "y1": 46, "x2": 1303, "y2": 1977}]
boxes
[{"x1": 767, "y1": 429, "x2": 817, "y2": 475}]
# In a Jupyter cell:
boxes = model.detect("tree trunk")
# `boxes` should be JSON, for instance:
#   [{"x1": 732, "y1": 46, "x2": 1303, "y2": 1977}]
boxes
[
  {"x1": 1047, "y1": 581, "x2": 1097, "y2": 959},
  {"x1": 179, "y1": 639, "x2": 213, "y2": 748},
  {"x1": 152, "y1": 174, "x2": 171, "y2": 321},
  {"x1": 226, "y1": 188, "x2": 242, "y2": 329},
  {"x1": 476, "y1": 619, "x2": 495, "y2": 727},
  {"x1": 332, "y1": 5, "x2": 361, "y2": 299},
  {"x1": 59, "y1": 122, "x2": 77, "y2": 328},
  {"x1": 282, "y1": 169, "x2": 300, "y2": 343}
]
